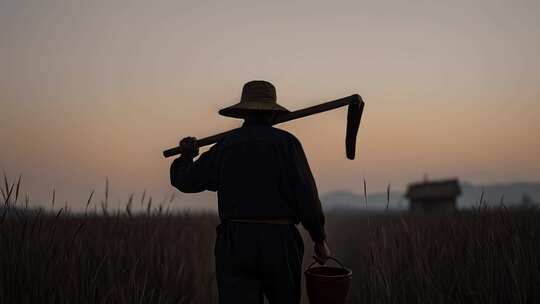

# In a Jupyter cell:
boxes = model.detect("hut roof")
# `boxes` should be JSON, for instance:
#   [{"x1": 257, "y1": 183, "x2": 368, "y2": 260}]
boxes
[{"x1": 406, "y1": 179, "x2": 461, "y2": 200}]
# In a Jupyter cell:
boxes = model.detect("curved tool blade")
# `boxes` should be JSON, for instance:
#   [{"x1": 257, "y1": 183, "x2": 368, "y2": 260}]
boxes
[{"x1": 345, "y1": 95, "x2": 365, "y2": 160}]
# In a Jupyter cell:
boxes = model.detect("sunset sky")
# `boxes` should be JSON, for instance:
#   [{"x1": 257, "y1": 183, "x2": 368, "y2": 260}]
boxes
[{"x1": 1, "y1": 0, "x2": 539, "y2": 210}]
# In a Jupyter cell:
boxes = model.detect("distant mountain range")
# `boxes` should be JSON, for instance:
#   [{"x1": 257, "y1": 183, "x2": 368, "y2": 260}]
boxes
[{"x1": 321, "y1": 182, "x2": 540, "y2": 211}]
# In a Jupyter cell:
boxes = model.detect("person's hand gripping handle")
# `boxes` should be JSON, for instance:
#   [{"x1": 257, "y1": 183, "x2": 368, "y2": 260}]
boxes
[
  {"x1": 179, "y1": 137, "x2": 199, "y2": 159},
  {"x1": 313, "y1": 240, "x2": 331, "y2": 265}
]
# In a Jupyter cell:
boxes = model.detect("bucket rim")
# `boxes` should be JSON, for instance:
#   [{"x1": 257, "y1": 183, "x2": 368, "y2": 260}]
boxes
[
  {"x1": 304, "y1": 266, "x2": 353, "y2": 279},
  {"x1": 304, "y1": 256, "x2": 352, "y2": 279}
]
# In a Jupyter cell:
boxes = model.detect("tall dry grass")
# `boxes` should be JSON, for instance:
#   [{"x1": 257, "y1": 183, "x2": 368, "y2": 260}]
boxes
[
  {"x1": 1, "y1": 213, "x2": 218, "y2": 304},
  {"x1": 326, "y1": 210, "x2": 540, "y2": 303}
]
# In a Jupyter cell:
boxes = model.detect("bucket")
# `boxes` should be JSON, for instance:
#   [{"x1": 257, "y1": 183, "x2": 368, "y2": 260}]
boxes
[{"x1": 304, "y1": 257, "x2": 352, "y2": 304}]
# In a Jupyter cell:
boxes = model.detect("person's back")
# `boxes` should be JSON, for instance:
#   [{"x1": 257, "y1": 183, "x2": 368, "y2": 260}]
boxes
[{"x1": 170, "y1": 81, "x2": 330, "y2": 304}]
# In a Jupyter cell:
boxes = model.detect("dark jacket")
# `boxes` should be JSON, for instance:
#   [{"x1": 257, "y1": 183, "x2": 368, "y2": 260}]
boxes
[{"x1": 170, "y1": 121, "x2": 326, "y2": 242}]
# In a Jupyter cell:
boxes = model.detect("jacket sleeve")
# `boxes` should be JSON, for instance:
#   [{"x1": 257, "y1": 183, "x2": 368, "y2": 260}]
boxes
[
  {"x1": 170, "y1": 145, "x2": 218, "y2": 193},
  {"x1": 287, "y1": 137, "x2": 326, "y2": 243}
]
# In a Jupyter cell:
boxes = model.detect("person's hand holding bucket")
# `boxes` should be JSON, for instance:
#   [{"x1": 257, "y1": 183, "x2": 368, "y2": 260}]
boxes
[{"x1": 313, "y1": 240, "x2": 331, "y2": 265}]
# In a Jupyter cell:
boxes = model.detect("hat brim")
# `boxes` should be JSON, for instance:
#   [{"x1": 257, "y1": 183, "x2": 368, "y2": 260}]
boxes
[{"x1": 219, "y1": 101, "x2": 290, "y2": 119}]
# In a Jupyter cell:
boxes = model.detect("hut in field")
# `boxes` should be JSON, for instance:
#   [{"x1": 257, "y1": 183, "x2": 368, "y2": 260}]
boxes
[{"x1": 406, "y1": 179, "x2": 461, "y2": 212}]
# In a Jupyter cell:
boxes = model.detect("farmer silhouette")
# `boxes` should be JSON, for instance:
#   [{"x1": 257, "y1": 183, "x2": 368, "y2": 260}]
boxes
[{"x1": 170, "y1": 80, "x2": 330, "y2": 304}]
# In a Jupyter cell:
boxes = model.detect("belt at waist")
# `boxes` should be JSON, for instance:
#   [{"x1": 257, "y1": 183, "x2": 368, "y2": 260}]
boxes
[{"x1": 225, "y1": 218, "x2": 295, "y2": 225}]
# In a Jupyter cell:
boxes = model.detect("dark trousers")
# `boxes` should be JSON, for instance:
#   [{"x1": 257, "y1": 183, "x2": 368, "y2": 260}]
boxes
[{"x1": 215, "y1": 222, "x2": 304, "y2": 304}]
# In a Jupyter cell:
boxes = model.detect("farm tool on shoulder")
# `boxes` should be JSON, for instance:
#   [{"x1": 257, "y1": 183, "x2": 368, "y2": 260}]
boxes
[{"x1": 163, "y1": 94, "x2": 365, "y2": 159}]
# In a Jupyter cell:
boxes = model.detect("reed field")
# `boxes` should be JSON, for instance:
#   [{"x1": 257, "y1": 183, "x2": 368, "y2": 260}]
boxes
[{"x1": 1, "y1": 178, "x2": 539, "y2": 303}]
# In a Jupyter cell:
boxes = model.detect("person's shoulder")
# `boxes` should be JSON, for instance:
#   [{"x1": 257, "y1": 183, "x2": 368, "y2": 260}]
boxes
[
  {"x1": 269, "y1": 127, "x2": 301, "y2": 145},
  {"x1": 215, "y1": 127, "x2": 243, "y2": 145}
]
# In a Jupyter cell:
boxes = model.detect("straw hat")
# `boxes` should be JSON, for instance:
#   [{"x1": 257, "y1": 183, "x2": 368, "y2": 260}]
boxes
[{"x1": 219, "y1": 80, "x2": 290, "y2": 118}]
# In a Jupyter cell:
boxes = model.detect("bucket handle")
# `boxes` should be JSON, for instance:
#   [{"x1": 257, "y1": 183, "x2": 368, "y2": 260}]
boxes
[{"x1": 307, "y1": 256, "x2": 347, "y2": 269}]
